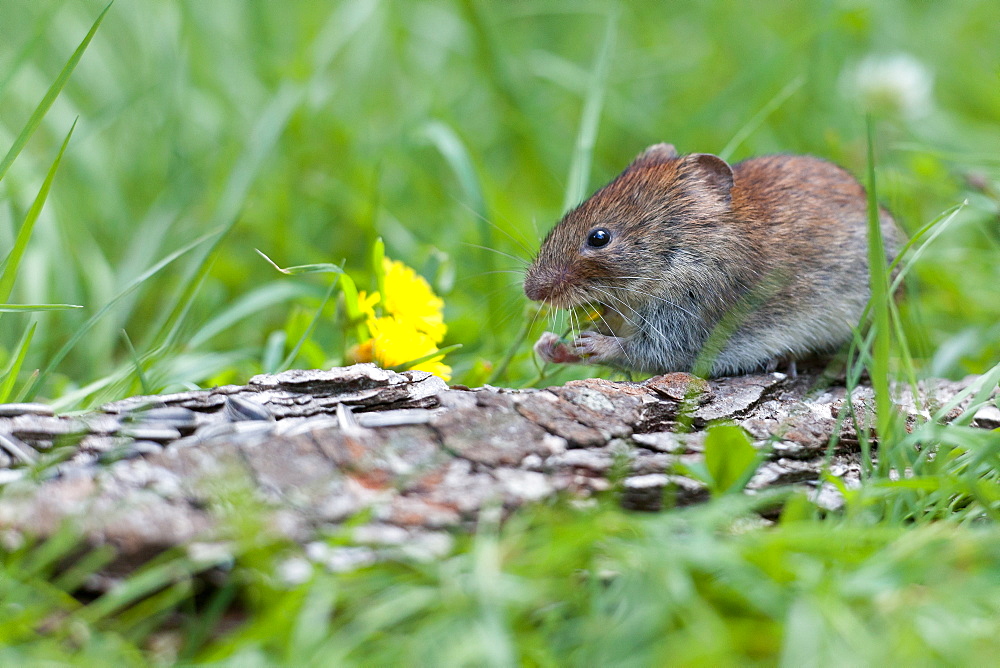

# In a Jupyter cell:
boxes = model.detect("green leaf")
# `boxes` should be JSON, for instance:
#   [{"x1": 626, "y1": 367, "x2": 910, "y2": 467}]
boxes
[
  {"x1": 703, "y1": 425, "x2": 758, "y2": 495},
  {"x1": 0, "y1": 2, "x2": 111, "y2": 184},
  {"x1": 0, "y1": 120, "x2": 77, "y2": 305}
]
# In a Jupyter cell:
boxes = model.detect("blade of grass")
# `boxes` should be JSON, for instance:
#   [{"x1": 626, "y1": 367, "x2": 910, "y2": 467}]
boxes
[
  {"x1": 256, "y1": 249, "x2": 344, "y2": 276},
  {"x1": 865, "y1": 117, "x2": 895, "y2": 476},
  {"x1": 76, "y1": 555, "x2": 211, "y2": 625},
  {"x1": 188, "y1": 280, "x2": 315, "y2": 350},
  {"x1": 846, "y1": 324, "x2": 875, "y2": 477},
  {"x1": 845, "y1": 201, "x2": 965, "y2": 361},
  {"x1": 47, "y1": 364, "x2": 139, "y2": 413},
  {"x1": 719, "y1": 75, "x2": 805, "y2": 161},
  {"x1": 938, "y1": 360, "x2": 1000, "y2": 427},
  {"x1": 121, "y1": 330, "x2": 151, "y2": 395},
  {"x1": 178, "y1": 581, "x2": 237, "y2": 661},
  {"x1": 21, "y1": 229, "x2": 218, "y2": 401},
  {"x1": 145, "y1": 82, "x2": 305, "y2": 354},
  {"x1": 278, "y1": 281, "x2": 337, "y2": 372},
  {"x1": 0, "y1": 304, "x2": 82, "y2": 312},
  {"x1": 117, "y1": 580, "x2": 195, "y2": 643},
  {"x1": 0, "y1": 322, "x2": 36, "y2": 403},
  {"x1": 338, "y1": 272, "x2": 368, "y2": 343},
  {"x1": 888, "y1": 202, "x2": 964, "y2": 293},
  {"x1": 102, "y1": 199, "x2": 182, "y2": 334},
  {"x1": 487, "y1": 305, "x2": 535, "y2": 384},
  {"x1": 561, "y1": 6, "x2": 617, "y2": 213},
  {"x1": 0, "y1": 120, "x2": 76, "y2": 305},
  {"x1": 390, "y1": 343, "x2": 462, "y2": 373},
  {"x1": 0, "y1": 2, "x2": 111, "y2": 183},
  {"x1": 371, "y1": 236, "x2": 386, "y2": 301},
  {"x1": 0, "y1": 21, "x2": 47, "y2": 98},
  {"x1": 421, "y1": 123, "x2": 486, "y2": 219},
  {"x1": 51, "y1": 545, "x2": 116, "y2": 593},
  {"x1": 889, "y1": 297, "x2": 921, "y2": 410},
  {"x1": 420, "y1": 123, "x2": 501, "y2": 346},
  {"x1": 262, "y1": 330, "x2": 287, "y2": 375}
]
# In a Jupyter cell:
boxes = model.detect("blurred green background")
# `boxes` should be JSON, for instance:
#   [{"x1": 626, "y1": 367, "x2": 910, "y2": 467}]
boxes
[{"x1": 1, "y1": 0, "x2": 998, "y2": 405}]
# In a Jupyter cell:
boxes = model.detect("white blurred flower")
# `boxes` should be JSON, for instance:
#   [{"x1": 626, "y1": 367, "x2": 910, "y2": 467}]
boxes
[
  {"x1": 277, "y1": 556, "x2": 314, "y2": 586},
  {"x1": 843, "y1": 53, "x2": 934, "y2": 119}
]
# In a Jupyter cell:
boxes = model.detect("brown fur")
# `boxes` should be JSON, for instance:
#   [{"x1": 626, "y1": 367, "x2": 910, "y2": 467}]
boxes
[{"x1": 524, "y1": 145, "x2": 901, "y2": 377}]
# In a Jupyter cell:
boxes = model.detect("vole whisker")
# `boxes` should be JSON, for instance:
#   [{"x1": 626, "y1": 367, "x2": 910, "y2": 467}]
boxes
[
  {"x1": 463, "y1": 243, "x2": 531, "y2": 267},
  {"x1": 587, "y1": 298, "x2": 634, "y2": 367},
  {"x1": 596, "y1": 283, "x2": 710, "y2": 336},
  {"x1": 468, "y1": 270, "x2": 527, "y2": 282},
  {"x1": 586, "y1": 287, "x2": 640, "y2": 330},
  {"x1": 453, "y1": 199, "x2": 537, "y2": 260},
  {"x1": 591, "y1": 287, "x2": 666, "y2": 344}
]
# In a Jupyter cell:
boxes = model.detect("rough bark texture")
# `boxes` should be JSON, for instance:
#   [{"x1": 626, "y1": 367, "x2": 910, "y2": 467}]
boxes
[{"x1": 0, "y1": 364, "x2": 996, "y2": 581}]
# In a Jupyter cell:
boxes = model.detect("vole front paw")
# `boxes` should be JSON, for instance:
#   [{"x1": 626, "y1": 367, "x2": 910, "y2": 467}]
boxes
[
  {"x1": 534, "y1": 331, "x2": 584, "y2": 364},
  {"x1": 567, "y1": 330, "x2": 624, "y2": 363},
  {"x1": 534, "y1": 330, "x2": 626, "y2": 366}
]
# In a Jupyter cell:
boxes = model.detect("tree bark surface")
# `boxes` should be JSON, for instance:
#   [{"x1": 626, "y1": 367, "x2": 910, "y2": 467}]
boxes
[{"x1": 0, "y1": 364, "x2": 996, "y2": 580}]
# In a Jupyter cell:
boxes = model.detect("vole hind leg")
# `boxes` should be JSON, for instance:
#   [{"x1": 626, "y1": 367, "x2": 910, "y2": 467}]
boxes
[
  {"x1": 567, "y1": 330, "x2": 627, "y2": 365},
  {"x1": 534, "y1": 331, "x2": 584, "y2": 365}
]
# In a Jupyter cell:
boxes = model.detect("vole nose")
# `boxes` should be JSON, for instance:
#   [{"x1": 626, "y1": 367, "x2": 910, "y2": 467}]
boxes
[
  {"x1": 524, "y1": 265, "x2": 570, "y2": 302},
  {"x1": 523, "y1": 272, "x2": 549, "y2": 301}
]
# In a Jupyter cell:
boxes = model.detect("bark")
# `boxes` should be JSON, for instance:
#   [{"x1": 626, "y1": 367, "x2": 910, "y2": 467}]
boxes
[{"x1": 0, "y1": 363, "x2": 996, "y2": 582}]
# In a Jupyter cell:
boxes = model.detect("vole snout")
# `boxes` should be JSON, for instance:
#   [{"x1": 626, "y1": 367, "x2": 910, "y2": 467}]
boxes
[
  {"x1": 522, "y1": 265, "x2": 565, "y2": 302},
  {"x1": 523, "y1": 259, "x2": 595, "y2": 308}
]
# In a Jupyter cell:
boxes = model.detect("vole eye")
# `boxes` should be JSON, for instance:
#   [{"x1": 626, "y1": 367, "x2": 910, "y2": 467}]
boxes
[{"x1": 587, "y1": 228, "x2": 611, "y2": 248}]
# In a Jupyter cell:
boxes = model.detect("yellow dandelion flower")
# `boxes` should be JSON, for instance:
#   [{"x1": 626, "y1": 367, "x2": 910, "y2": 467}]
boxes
[
  {"x1": 365, "y1": 315, "x2": 451, "y2": 381},
  {"x1": 346, "y1": 338, "x2": 375, "y2": 365},
  {"x1": 380, "y1": 259, "x2": 446, "y2": 342},
  {"x1": 347, "y1": 257, "x2": 452, "y2": 381},
  {"x1": 356, "y1": 290, "x2": 380, "y2": 319}
]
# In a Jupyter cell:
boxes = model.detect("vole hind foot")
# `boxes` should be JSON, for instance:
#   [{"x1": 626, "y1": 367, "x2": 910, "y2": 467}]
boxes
[{"x1": 764, "y1": 356, "x2": 798, "y2": 378}]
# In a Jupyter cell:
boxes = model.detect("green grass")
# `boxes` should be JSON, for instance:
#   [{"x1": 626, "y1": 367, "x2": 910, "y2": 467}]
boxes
[{"x1": 0, "y1": 0, "x2": 999, "y2": 664}]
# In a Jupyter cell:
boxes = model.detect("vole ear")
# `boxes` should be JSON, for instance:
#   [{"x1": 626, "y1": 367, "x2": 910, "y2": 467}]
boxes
[
  {"x1": 684, "y1": 153, "x2": 734, "y2": 201},
  {"x1": 631, "y1": 143, "x2": 678, "y2": 167}
]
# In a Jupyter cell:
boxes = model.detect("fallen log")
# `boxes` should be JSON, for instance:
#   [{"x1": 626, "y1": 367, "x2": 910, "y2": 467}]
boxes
[{"x1": 0, "y1": 364, "x2": 996, "y2": 581}]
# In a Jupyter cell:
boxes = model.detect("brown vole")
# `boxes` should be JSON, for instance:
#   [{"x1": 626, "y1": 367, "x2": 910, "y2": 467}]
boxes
[{"x1": 523, "y1": 144, "x2": 901, "y2": 377}]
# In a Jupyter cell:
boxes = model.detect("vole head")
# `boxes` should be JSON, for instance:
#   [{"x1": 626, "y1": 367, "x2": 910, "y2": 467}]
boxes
[{"x1": 523, "y1": 144, "x2": 740, "y2": 312}]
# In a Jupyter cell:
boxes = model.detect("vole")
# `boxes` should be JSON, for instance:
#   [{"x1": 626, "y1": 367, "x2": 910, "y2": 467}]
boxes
[{"x1": 523, "y1": 144, "x2": 901, "y2": 377}]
